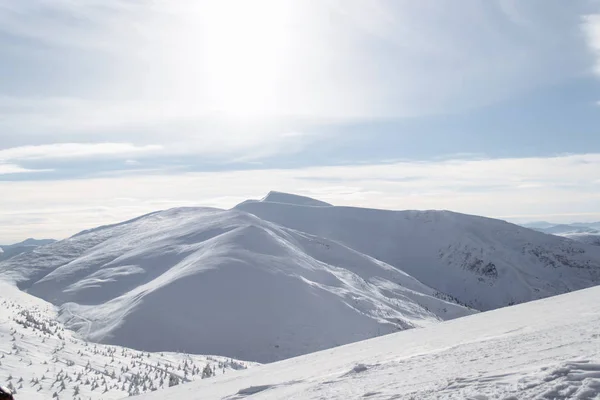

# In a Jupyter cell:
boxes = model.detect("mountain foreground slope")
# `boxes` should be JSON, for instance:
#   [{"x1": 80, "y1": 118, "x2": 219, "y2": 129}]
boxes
[
  {"x1": 0, "y1": 281, "x2": 254, "y2": 400},
  {"x1": 1, "y1": 192, "x2": 600, "y2": 364},
  {"x1": 136, "y1": 284, "x2": 600, "y2": 400}
]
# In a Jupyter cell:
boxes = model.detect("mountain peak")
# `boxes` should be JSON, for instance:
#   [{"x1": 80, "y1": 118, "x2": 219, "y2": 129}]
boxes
[{"x1": 260, "y1": 191, "x2": 332, "y2": 207}]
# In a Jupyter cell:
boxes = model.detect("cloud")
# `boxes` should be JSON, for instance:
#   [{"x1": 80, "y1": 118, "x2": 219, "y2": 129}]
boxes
[
  {"x1": 0, "y1": 1, "x2": 595, "y2": 168},
  {"x1": 1, "y1": 153, "x2": 598, "y2": 242},
  {"x1": 0, "y1": 163, "x2": 49, "y2": 175},
  {"x1": 0, "y1": 94, "x2": 326, "y2": 159},
  {"x1": 0, "y1": 1, "x2": 593, "y2": 140},
  {"x1": 0, "y1": 143, "x2": 162, "y2": 161},
  {"x1": 583, "y1": 13, "x2": 600, "y2": 75}
]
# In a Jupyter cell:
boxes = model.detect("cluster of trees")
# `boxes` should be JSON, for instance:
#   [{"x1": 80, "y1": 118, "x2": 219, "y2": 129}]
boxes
[{"x1": 1, "y1": 297, "x2": 251, "y2": 399}]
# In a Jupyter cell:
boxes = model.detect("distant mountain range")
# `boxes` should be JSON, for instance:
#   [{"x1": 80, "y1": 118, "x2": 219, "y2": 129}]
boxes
[
  {"x1": 1, "y1": 192, "x2": 600, "y2": 364},
  {"x1": 522, "y1": 222, "x2": 600, "y2": 246},
  {"x1": 0, "y1": 238, "x2": 56, "y2": 262}
]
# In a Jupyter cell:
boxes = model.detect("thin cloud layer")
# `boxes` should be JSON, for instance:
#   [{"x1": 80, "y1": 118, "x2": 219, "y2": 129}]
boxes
[
  {"x1": 0, "y1": 143, "x2": 162, "y2": 161},
  {"x1": 0, "y1": 163, "x2": 46, "y2": 175},
  {"x1": 583, "y1": 13, "x2": 600, "y2": 75},
  {"x1": 0, "y1": 1, "x2": 594, "y2": 148},
  {"x1": 1, "y1": 153, "x2": 598, "y2": 242}
]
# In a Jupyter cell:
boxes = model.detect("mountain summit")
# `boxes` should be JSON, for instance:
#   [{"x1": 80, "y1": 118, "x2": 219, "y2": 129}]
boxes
[{"x1": 239, "y1": 191, "x2": 332, "y2": 207}]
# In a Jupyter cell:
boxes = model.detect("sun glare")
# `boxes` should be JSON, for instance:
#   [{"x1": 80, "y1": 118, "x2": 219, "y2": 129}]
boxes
[{"x1": 177, "y1": 0, "x2": 297, "y2": 118}]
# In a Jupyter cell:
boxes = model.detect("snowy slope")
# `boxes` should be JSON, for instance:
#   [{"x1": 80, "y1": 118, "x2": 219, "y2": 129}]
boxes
[
  {"x1": 236, "y1": 198, "x2": 600, "y2": 310},
  {"x1": 0, "y1": 207, "x2": 472, "y2": 363},
  {"x1": 137, "y1": 285, "x2": 600, "y2": 400},
  {"x1": 0, "y1": 281, "x2": 254, "y2": 400}
]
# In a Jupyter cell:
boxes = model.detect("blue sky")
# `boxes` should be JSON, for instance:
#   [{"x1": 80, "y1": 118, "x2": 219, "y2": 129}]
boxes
[{"x1": 1, "y1": 0, "x2": 600, "y2": 242}]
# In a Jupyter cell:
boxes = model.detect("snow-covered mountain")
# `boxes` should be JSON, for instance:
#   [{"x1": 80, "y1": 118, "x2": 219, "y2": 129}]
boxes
[
  {"x1": 534, "y1": 224, "x2": 598, "y2": 235},
  {"x1": 136, "y1": 284, "x2": 600, "y2": 400},
  {"x1": 521, "y1": 221, "x2": 557, "y2": 230},
  {"x1": 0, "y1": 206, "x2": 472, "y2": 363},
  {"x1": 0, "y1": 281, "x2": 254, "y2": 400},
  {"x1": 1, "y1": 192, "x2": 600, "y2": 365},
  {"x1": 236, "y1": 194, "x2": 600, "y2": 310},
  {"x1": 0, "y1": 238, "x2": 56, "y2": 262}
]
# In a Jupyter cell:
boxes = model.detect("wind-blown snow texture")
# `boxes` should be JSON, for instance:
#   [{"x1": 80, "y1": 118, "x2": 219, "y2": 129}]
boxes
[
  {"x1": 0, "y1": 281, "x2": 254, "y2": 399},
  {"x1": 137, "y1": 285, "x2": 600, "y2": 400},
  {"x1": 1, "y1": 192, "x2": 600, "y2": 363}
]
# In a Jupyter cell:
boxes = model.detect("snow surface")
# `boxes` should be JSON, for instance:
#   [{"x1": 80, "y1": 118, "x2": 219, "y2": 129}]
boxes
[
  {"x1": 0, "y1": 281, "x2": 255, "y2": 399},
  {"x1": 0, "y1": 207, "x2": 472, "y2": 363},
  {"x1": 137, "y1": 285, "x2": 600, "y2": 400}
]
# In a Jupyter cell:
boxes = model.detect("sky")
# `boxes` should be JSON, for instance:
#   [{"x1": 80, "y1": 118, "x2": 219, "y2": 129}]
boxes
[{"x1": 1, "y1": 0, "x2": 600, "y2": 242}]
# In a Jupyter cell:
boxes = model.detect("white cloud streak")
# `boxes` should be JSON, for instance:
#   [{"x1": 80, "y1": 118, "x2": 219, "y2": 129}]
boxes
[
  {"x1": 1, "y1": 153, "x2": 598, "y2": 242},
  {"x1": 0, "y1": 163, "x2": 48, "y2": 175},
  {"x1": 0, "y1": 143, "x2": 162, "y2": 161},
  {"x1": 583, "y1": 12, "x2": 600, "y2": 76}
]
